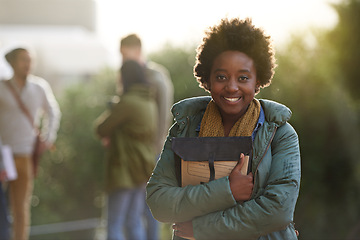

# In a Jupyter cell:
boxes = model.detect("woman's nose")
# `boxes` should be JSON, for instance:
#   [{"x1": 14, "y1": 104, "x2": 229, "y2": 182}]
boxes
[{"x1": 225, "y1": 78, "x2": 239, "y2": 92}]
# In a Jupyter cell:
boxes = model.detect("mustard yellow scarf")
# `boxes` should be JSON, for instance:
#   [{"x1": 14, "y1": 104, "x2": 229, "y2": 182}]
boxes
[{"x1": 199, "y1": 99, "x2": 261, "y2": 137}]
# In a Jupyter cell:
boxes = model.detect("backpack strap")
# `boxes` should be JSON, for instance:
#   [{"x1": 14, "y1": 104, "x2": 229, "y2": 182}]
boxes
[{"x1": 5, "y1": 80, "x2": 38, "y2": 132}]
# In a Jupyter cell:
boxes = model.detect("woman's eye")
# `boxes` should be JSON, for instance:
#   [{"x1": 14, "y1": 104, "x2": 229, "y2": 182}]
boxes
[
  {"x1": 216, "y1": 75, "x2": 227, "y2": 81},
  {"x1": 238, "y1": 76, "x2": 249, "y2": 82}
]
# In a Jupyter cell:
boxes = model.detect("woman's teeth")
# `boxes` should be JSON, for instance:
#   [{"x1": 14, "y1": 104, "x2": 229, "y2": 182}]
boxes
[{"x1": 224, "y1": 97, "x2": 240, "y2": 102}]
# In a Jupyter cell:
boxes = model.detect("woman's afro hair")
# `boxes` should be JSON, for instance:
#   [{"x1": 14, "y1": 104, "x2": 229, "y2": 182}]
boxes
[{"x1": 194, "y1": 18, "x2": 276, "y2": 93}]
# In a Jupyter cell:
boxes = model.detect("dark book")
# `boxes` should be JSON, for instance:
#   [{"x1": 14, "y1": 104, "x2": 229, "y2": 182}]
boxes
[{"x1": 172, "y1": 136, "x2": 252, "y2": 187}]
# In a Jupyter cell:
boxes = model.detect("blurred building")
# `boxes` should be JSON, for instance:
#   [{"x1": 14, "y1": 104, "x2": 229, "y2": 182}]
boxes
[{"x1": 0, "y1": 0, "x2": 112, "y2": 94}]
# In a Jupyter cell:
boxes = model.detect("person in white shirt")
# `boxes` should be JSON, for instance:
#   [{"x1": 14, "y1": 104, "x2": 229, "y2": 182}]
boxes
[{"x1": 0, "y1": 47, "x2": 61, "y2": 240}]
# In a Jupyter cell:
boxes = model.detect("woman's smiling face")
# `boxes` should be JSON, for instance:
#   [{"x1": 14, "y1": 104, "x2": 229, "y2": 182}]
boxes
[{"x1": 209, "y1": 51, "x2": 258, "y2": 122}]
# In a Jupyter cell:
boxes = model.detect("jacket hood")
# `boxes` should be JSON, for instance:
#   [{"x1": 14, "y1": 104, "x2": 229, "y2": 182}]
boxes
[
  {"x1": 171, "y1": 96, "x2": 292, "y2": 127},
  {"x1": 171, "y1": 96, "x2": 211, "y2": 122},
  {"x1": 259, "y1": 99, "x2": 292, "y2": 127}
]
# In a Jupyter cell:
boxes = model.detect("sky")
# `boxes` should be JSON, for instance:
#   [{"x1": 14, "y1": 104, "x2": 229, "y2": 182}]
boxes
[{"x1": 95, "y1": 0, "x2": 340, "y2": 62}]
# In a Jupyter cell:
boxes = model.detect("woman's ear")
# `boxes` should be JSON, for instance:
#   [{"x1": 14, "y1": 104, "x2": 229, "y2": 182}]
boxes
[{"x1": 205, "y1": 78, "x2": 211, "y2": 92}]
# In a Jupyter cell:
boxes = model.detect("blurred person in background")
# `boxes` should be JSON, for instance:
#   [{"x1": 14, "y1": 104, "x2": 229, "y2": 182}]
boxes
[
  {"x1": 120, "y1": 33, "x2": 174, "y2": 240},
  {"x1": 0, "y1": 47, "x2": 61, "y2": 240},
  {"x1": 0, "y1": 137, "x2": 10, "y2": 240},
  {"x1": 95, "y1": 60, "x2": 158, "y2": 240}
]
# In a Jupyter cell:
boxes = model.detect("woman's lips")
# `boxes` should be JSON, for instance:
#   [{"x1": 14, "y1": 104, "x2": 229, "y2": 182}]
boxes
[{"x1": 223, "y1": 97, "x2": 241, "y2": 102}]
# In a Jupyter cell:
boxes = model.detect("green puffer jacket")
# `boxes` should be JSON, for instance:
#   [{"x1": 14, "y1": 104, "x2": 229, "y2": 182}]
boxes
[
  {"x1": 96, "y1": 84, "x2": 158, "y2": 193},
  {"x1": 146, "y1": 96, "x2": 301, "y2": 240}
]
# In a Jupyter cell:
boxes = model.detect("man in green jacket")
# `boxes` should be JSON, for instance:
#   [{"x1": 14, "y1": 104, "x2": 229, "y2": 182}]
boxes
[{"x1": 95, "y1": 60, "x2": 158, "y2": 240}]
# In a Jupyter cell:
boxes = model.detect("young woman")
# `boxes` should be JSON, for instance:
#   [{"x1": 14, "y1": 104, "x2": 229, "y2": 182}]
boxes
[{"x1": 146, "y1": 18, "x2": 301, "y2": 240}]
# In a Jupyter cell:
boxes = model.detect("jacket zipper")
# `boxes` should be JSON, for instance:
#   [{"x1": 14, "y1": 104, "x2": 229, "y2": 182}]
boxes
[{"x1": 253, "y1": 126, "x2": 277, "y2": 181}]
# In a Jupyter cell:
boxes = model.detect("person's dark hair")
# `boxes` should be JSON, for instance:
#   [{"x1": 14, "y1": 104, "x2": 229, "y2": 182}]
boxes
[
  {"x1": 120, "y1": 34, "x2": 142, "y2": 48},
  {"x1": 194, "y1": 18, "x2": 276, "y2": 93},
  {"x1": 121, "y1": 60, "x2": 148, "y2": 93},
  {"x1": 5, "y1": 48, "x2": 28, "y2": 65}
]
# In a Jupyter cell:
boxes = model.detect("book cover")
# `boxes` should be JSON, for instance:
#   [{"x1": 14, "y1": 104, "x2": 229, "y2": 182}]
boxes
[{"x1": 172, "y1": 136, "x2": 252, "y2": 187}]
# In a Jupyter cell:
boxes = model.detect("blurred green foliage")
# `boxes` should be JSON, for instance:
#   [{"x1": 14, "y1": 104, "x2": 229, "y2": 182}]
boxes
[
  {"x1": 328, "y1": 0, "x2": 360, "y2": 101},
  {"x1": 30, "y1": 0, "x2": 360, "y2": 239}
]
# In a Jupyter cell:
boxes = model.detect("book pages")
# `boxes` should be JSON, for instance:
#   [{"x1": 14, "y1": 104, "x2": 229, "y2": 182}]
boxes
[{"x1": 181, "y1": 156, "x2": 249, "y2": 187}]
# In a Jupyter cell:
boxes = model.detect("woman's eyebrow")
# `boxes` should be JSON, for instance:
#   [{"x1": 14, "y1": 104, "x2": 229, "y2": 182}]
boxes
[{"x1": 213, "y1": 68, "x2": 251, "y2": 72}]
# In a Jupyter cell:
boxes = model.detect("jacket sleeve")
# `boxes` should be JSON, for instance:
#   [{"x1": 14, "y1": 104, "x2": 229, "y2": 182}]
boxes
[
  {"x1": 191, "y1": 123, "x2": 301, "y2": 240},
  {"x1": 40, "y1": 79, "x2": 61, "y2": 145},
  {"x1": 146, "y1": 123, "x2": 237, "y2": 223},
  {"x1": 151, "y1": 70, "x2": 174, "y2": 153},
  {"x1": 95, "y1": 101, "x2": 131, "y2": 137}
]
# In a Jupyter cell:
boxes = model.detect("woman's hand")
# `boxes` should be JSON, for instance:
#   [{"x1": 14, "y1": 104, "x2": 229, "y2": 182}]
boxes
[
  {"x1": 229, "y1": 153, "x2": 254, "y2": 201},
  {"x1": 173, "y1": 221, "x2": 195, "y2": 240},
  {"x1": 101, "y1": 137, "x2": 111, "y2": 148}
]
